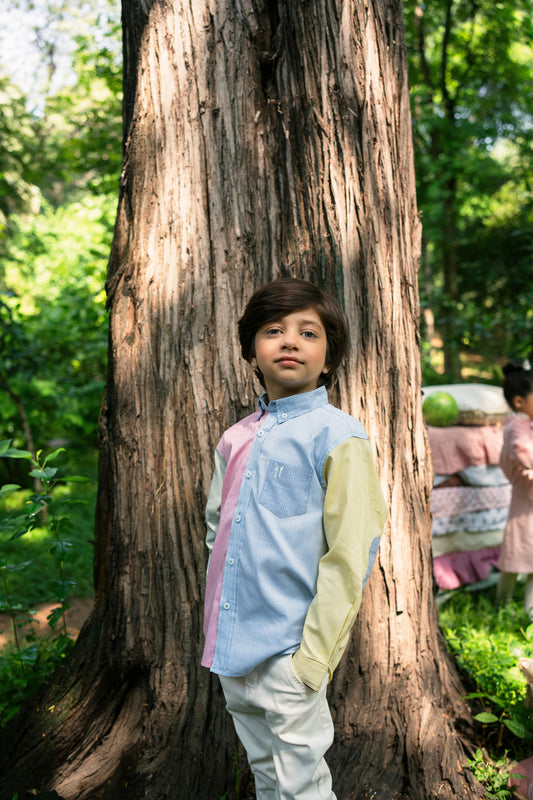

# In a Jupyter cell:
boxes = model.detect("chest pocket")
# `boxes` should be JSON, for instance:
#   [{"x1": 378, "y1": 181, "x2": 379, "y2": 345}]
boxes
[{"x1": 259, "y1": 459, "x2": 313, "y2": 518}]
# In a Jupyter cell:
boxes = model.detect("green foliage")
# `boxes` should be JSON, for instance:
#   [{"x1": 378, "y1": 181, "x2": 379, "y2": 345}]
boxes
[
  {"x1": 0, "y1": 77, "x2": 40, "y2": 241},
  {"x1": 466, "y1": 748, "x2": 524, "y2": 800},
  {"x1": 0, "y1": 195, "x2": 110, "y2": 447},
  {"x1": 405, "y1": 0, "x2": 533, "y2": 373},
  {"x1": 0, "y1": 442, "x2": 95, "y2": 725},
  {"x1": 34, "y1": 31, "x2": 122, "y2": 204},
  {"x1": 0, "y1": 632, "x2": 74, "y2": 727},
  {"x1": 0, "y1": 440, "x2": 93, "y2": 611},
  {"x1": 0, "y1": 2, "x2": 121, "y2": 450},
  {"x1": 0, "y1": 10, "x2": 121, "y2": 448},
  {"x1": 440, "y1": 587, "x2": 533, "y2": 756},
  {"x1": 0, "y1": 447, "x2": 96, "y2": 604}
]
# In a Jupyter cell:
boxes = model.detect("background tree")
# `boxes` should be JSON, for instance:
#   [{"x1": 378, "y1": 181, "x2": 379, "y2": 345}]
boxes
[
  {"x1": 405, "y1": 0, "x2": 533, "y2": 379},
  {"x1": 0, "y1": 1, "x2": 485, "y2": 799}
]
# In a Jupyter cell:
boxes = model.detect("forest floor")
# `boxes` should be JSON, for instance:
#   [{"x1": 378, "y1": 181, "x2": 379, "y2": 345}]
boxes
[{"x1": 0, "y1": 597, "x2": 94, "y2": 647}]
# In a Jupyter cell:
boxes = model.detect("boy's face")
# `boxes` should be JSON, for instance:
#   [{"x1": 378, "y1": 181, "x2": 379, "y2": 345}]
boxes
[{"x1": 252, "y1": 308, "x2": 329, "y2": 401}]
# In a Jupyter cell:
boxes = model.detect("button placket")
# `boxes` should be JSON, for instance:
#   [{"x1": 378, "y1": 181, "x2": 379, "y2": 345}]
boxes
[{"x1": 215, "y1": 416, "x2": 272, "y2": 672}]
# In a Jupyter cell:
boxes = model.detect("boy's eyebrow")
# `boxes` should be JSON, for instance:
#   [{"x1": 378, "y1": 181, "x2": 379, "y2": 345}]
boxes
[{"x1": 260, "y1": 315, "x2": 324, "y2": 329}]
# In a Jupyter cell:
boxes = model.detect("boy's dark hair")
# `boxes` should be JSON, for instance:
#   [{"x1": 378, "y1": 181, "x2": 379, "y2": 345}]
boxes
[
  {"x1": 502, "y1": 359, "x2": 533, "y2": 408},
  {"x1": 238, "y1": 277, "x2": 348, "y2": 390}
]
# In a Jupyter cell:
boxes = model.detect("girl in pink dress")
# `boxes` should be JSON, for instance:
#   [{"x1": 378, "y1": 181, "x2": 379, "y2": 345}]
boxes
[{"x1": 497, "y1": 360, "x2": 533, "y2": 618}]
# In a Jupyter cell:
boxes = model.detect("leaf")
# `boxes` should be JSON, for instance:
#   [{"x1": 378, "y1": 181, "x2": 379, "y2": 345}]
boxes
[
  {"x1": 0, "y1": 560, "x2": 33, "y2": 573},
  {"x1": 2, "y1": 448, "x2": 33, "y2": 459},
  {"x1": 24, "y1": 498, "x2": 46, "y2": 514},
  {"x1": 58, "y1": 475, "x2": 93, "y2": 484},
  {"x1": 0, "y1": 440, "x2": 12, "y2": 455},
  {"x1": 54, "y1": 517, "x2": 74, "y2": 535},
  {"x1": 465, "y1": 691, "x2": 501, "y2": 705},
  {"x1": 29, "y1": 467, "x2": 58, "y2": 480},
  {"x1": 504, "y1": 718, "x2": 531, "y2": 739},
  {"x1": 3, "y1": 515, "x2": 35, "y2": 538},
  {"x1": 50, "y1": 540, "x2": 73, "y2": 558},
  {"x1": 43, "y1": 448, "x2": 66, "y2": 465},
  {"x1": 20, "y1": 646, "x2": 39, "y2": 667},
  {"x1": 47, "y1": 603, "x2": 71, "y2": 630},
  {"x1": 474, "y1": 712, "x2": 499, "y2": 724},
  {"x1": 0, "y1": 484, "x2": 21, "y2": 496}
]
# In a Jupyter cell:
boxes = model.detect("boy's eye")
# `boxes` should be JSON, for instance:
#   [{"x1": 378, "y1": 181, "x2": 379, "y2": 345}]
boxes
[
  {"x1": 302, "y1": 330, "x2": 318, "y2": 338},
  {"x1": 265, "y1": 327, "x2": 282, "y2": 335}
]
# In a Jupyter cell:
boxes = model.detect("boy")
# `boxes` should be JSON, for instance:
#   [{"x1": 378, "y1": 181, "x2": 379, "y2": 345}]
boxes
[{"x1": 202, "y1": 277, "x2": 388, "y2": 800}]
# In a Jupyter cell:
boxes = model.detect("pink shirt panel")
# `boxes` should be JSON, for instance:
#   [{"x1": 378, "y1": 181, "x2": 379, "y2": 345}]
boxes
[{"x1": 202, "y1": 410, "x2": 266, "y2": 665}]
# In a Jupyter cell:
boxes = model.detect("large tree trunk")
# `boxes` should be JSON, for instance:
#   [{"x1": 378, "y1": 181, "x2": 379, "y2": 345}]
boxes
[{"x1": 0, "y1": 1, "x2": 484, "y2": 798}]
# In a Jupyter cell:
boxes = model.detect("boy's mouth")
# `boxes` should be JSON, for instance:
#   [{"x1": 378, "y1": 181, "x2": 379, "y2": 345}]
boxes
[{"x1": 275, "y1": 356, "x2": 302, "y2": 365}]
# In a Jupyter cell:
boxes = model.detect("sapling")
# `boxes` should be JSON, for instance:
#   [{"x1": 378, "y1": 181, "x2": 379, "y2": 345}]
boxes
[{"x1": 0, "y1": 439, "x2": 91, "y2": 653}]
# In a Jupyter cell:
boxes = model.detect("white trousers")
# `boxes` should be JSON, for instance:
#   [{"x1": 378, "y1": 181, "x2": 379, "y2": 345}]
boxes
[{"x1": 219, "y1": 654, "x2": 336, "y2": 800}]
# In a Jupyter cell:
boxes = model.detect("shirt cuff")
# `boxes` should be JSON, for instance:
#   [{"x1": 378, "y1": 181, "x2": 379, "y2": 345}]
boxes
[{"x1": 292, "y1": 648, "x2": 330, "y2": 692}]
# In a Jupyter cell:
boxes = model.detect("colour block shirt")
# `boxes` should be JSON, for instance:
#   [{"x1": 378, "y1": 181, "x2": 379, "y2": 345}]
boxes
[{"x1": 201, "y1": 386, "x2": 388, "y2": 691}]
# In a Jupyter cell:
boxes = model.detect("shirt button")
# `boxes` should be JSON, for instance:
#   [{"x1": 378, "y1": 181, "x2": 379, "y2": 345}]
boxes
[
  {"x1": 281, "y1": 412, "x2": 287, "y2": 419},
  {"x1": 228, "y1": 557, "x2": 235, "y2": 565},
  {"x1": 223, "y1": 602, "x2": 230, "y2": 610},
  {"x1": 245, "y1": 470, "x2": 252, "y2": 479},
  {"x1": 258, "y1": 430, "x2": 265, "y2": 437},
  {"x1": 235, "y1": 514, "x2": 241, "y2": 523}
]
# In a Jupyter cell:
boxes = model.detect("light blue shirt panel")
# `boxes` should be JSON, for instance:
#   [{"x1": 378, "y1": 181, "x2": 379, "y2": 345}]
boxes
[{"x1": 210, "y1": 386, "x2": 369, "y2": 677}]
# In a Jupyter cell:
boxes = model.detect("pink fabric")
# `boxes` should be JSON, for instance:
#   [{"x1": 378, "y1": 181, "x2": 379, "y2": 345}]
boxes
[
  {"x1": 431, "y1": 485, "x2": 512, "y2": 518},
  {"x1": 509, "y1": 754, "x2": 533, "y2": 797},
  {"x1": 498, "y1": 415, "x2": 533, "y2": 573},
  {"x1": 427, "y1": 425, "x2": 504, "y2": 475},
  {"x1": 202, "y1": 410, "x2": 267, "y2": 666},
  {"x1": 433, "y1": 547, "x2": 501, "y2": 589}
]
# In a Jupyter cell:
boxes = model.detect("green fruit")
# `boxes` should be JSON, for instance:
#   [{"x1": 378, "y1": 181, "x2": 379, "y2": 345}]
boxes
[{"x1": 423, "y1": 391, "x2": 459, "y2": 427}]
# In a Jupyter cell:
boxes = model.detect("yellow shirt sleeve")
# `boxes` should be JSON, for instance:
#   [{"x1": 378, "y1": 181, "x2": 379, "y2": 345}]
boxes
[{"x1": 292, "y1": 436, "x2": 388, "y2": 691}]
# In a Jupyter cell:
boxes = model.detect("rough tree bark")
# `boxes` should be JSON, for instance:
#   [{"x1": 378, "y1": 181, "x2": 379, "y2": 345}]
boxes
[{"x1": 0, "y1": 1, "x2": 484, "y2": 798}]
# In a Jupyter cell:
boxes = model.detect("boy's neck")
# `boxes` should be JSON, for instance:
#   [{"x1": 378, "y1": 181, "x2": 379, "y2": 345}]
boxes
[{"x1": 261, "y1": 386, "x2": 327, "y2": 406}]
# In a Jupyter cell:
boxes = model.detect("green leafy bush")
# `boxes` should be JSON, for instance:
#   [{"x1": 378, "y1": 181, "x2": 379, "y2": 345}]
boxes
[
  {"x1": 467, "y1": 748, "x2": 525, "y2": 800},
  {"x1": 0, "y1": 442, "x2": 95, "y2": 726},
  {"x1": 0, "y1": 632, "x2": 74, "y2": 726},
  {"x1": 440, "y1": 585, "x2": 533, "y2": 756}
]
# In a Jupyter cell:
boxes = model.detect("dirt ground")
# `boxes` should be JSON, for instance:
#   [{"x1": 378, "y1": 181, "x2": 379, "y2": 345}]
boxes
[{"x1": 0, "y1": 597, "x2": 94, "y2": 647}]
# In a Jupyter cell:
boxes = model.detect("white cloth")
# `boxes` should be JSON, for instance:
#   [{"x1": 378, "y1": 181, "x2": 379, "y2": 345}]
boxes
[
  {"x1": 219, "y1": 653, "x2": 336, "y2": 800},
  {"x1": 431, "y1": 506, "x2": 509, "y2": 536},
  {"x1": 431, "y1": 528, "x2": 504, "y2": 557}
]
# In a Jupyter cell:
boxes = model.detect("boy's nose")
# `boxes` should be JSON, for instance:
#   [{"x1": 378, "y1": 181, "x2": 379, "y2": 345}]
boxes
[{"x1": 281, "y1": 336, "x2": 298, "y2": 349}]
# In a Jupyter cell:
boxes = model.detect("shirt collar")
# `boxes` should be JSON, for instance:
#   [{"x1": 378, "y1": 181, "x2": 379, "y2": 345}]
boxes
[{"x1": 257, "y1": 386, "x2": 329, "y2": 423}]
